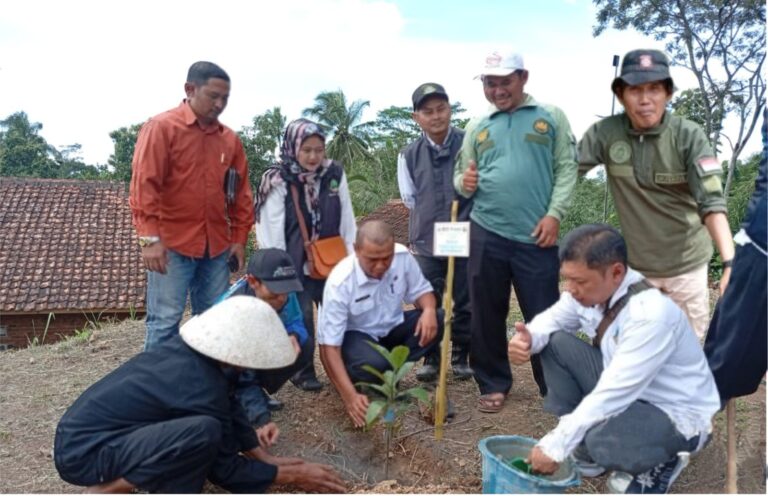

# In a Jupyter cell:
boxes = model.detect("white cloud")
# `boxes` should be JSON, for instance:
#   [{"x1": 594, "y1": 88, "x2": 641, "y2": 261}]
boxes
[{"x1": 0, "y1": 0, "x2": 760, "y2": 166}]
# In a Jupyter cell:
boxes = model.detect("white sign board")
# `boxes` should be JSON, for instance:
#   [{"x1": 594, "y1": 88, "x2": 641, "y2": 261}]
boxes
[{"x1": 433, "y1": 222, "x2": 470, "y2": 257}]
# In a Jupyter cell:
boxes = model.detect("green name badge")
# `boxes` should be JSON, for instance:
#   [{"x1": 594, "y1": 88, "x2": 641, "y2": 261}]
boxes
[
  {"x1": 524, "y1": 133, "x2": 550, "y2": 145},
  {"x1": 654, "y1": 172, "x2": 687, "y2": 185}
]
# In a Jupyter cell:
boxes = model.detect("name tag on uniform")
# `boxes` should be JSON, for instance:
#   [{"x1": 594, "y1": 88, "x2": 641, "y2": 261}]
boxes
[{"x1": 433, "y1": 222, "x2": 470, "y2": 257}]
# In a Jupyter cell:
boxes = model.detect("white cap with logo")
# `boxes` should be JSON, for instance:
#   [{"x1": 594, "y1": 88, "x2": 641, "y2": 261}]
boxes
[
  {"x1": 475, "y1": 50, "x2": 525, "y2": 79},
  {"x1": 180, "y1": 295, "x2": 297, "y2": 369}
]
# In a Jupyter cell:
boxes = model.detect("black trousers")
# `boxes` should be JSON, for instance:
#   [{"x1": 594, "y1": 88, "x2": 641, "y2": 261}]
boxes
[
  {"x1": 705, "y1": 242, "x2": 767, "y2": 403},
  {"x1": 342, "y1": 309, "x2": 445, "y2": 384},
  {"x1": 468, "y1": 222, "x2": 559, "y2": 395},
  {"x1": 55, "y1": 415, "x2": 222, "y2": 493},
  {"x1": 295, "y1": 276, "x2": 326, "y2": 381},
  {"x1": 413, "y1": 254, "x2": 471, "y2": 350}
]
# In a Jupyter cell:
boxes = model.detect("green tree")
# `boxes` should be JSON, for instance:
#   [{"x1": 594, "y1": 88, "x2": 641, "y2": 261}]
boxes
[
  {"x1": 303, "y1": 90, "x2": 371, "y2": 170},
  {"x1": 671, "y1": 88, "x2": 723, "y2": 137},
  {"x1": 593, "y1": 0, "x2": 766, "y2": 195},
  {"x1": 238, "y1": 107, "x2": 286, "y2": 189},
  {"x1": 348, "y1": 102, "x2": 470, "y2": 216},
  {"x1": 0, "y1": 112, "x2": 58, "y2": 178},
  {"x1": 108, "y1": 124, "x2": 142, "y2": 182},
  {"x1": 54, "y1": 144, "x2": 107, "y2": 179}
]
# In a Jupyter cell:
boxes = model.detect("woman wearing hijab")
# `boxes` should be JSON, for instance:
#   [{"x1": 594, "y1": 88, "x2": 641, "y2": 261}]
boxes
[{"x1": 254, "y1": 118, "x2": 357, "y2": 391}]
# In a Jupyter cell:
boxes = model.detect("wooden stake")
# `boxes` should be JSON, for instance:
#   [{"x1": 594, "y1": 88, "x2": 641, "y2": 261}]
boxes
[
  {"x1": 435, "y1": 200, "x2": 458, "y2": 440},
  {"x1": 726, "y1": 399, "x2": 737, "y2": 493}
]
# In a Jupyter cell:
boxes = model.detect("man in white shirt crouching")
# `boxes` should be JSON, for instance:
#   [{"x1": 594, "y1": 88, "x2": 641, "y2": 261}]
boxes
[
  {"x1": 318, "y1": 220, "x2": 443, "y2": 428},
  {"x1": 508, "y1": 224, "x2": 719, "y2": 494}
]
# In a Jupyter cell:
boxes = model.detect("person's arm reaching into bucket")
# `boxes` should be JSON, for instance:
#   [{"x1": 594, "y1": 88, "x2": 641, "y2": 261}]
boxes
[{"x1": 527, "y1": 446, "x2": 559, "y2": 475}]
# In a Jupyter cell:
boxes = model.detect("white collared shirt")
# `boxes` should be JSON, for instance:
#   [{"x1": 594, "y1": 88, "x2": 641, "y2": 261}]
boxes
[
  {"x1": 317, "y1": 243, "x2": 433, "y2": 346},
  {"x1": 530, "y1": 268, "x2": 720, "y2": 463}
]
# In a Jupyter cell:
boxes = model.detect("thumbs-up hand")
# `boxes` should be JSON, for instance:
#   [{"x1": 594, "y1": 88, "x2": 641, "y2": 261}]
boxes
[
  {"x1": 462, "y1": 160, "x2": 479, "y2": 194},
  {"x1": 508, "y1": 321, "x2": 532, "y2": 365}
]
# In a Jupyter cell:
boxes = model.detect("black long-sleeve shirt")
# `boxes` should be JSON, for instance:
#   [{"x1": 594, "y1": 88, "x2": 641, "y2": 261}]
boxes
[{"x1": 54, "y1": 335, "x2": 277, "y2": 492}]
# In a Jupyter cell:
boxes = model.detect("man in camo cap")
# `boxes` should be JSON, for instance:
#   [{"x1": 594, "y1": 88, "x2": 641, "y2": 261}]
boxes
[{"x1": 579, "y1": 48, "x2": 734, "y2": 340}]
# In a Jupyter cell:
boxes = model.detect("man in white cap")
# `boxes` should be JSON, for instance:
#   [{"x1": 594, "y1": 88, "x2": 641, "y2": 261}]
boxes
[
  {"x1": 453, "y1": 50, "x2": 578, "y2": 413},
  {"x1": 53, "y1": 297, "x2": 346, "y2": 494}
]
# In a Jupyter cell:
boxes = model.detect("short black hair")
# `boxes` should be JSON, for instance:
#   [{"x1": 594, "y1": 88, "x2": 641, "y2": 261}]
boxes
[
  {"x1": 559, "y1": 224, "x2": 627, "y2": 270},
  {"x1": 187, "y1": 61, "x2": 230, "y2": 86}
]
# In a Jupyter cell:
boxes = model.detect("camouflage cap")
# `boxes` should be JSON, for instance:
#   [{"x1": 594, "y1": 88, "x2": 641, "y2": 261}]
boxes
[
  {"x1": 612, "y1": 49, "x2": 674, "y2": 94},
  {"x1": 412, "y1": 82, "x2": 449, "y2": 110}
]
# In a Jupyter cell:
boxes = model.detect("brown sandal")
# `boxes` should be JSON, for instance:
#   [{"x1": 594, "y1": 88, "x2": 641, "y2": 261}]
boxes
[{"x1": 477, "y1": 393, "x2": 506, "y2": 413}]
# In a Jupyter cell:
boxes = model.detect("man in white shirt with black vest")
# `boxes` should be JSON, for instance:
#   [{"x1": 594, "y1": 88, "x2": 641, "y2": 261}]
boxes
[
  {"x1": 318, "y1": 220, "x2": 443, "y2": 427},
  {"x1": 397, "y1": 82, "x2": 473, "y2": 382},
  {"x1": 508, "y1": 224, "x2": 718, "y2": 494}
]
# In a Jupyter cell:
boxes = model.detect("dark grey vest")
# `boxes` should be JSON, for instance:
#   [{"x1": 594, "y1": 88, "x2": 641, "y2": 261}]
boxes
[
  {"x1": 402, "y1": 127, "x2": 472, "y2": 256},
  {"x1": 283, "y1": 161, "x2": 344, "y2": 277}
]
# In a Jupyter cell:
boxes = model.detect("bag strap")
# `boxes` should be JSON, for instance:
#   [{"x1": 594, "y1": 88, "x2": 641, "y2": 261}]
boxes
[
  {"x1": 290, "y1": 183, "x2": 315, "y2": 267},
  {"x1": 593, "y1": 279, "x2": 654, "y2": 348}
]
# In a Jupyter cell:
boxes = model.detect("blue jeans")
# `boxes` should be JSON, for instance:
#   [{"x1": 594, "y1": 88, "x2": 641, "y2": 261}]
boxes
[{"x1": 144, "y1": 249, "x2": 230, "y2": 351}]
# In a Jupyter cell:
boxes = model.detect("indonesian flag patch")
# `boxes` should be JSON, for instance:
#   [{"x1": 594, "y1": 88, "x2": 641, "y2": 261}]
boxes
[{"x1": 698, "y1": 156, "x2": 720, "y2": 172}]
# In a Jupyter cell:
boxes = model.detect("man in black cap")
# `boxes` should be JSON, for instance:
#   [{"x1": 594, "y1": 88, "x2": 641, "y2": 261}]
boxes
[
  {"x1": 396, "y1": 82, "x2": 473, "y2": 382},
  {"x1": 579, "y1": 48, "x2": 734, "y2": 341},
  {"x1": 216, "y1": 248, "x2": 313, "y2": 447}
]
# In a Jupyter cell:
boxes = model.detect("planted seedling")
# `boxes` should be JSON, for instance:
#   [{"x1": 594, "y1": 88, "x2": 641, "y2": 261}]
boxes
[{"x1": 356, "y1": 342, "x2": 431, "y2": 479}]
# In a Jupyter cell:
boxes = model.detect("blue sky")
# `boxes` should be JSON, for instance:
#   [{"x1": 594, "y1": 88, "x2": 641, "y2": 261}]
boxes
[{"x1": 0, "y1": 0, "x2": 759, "y2": 165}]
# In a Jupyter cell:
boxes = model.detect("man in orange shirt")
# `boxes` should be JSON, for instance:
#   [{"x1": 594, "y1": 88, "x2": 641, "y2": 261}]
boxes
[{"x1": 130, "y1": 61, "x2": 254, "y2": 350}]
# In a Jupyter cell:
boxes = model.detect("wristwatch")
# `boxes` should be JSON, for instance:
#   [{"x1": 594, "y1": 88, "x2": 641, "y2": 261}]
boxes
[
  {"x1": 138, "y1": 236, "x2": 160, "y2": 248},
  {"x1": 722, "y1": 259, "x2": 733, "y2": 269}
]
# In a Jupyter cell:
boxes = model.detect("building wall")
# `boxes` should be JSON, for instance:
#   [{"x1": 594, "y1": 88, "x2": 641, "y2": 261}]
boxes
[{"x1": 0, "y1": 312, "x2": 143, "y2": 350}]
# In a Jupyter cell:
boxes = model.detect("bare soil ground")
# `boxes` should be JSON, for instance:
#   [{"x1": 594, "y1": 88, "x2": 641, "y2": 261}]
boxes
[{"x1": 0, "y1": 307, "x2": 765, "y2": 493}]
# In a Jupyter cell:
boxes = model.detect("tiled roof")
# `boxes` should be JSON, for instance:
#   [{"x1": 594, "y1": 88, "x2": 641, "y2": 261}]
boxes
[
  {"x1": 0, "y1": 178, "x2": 146, "y2": 313},
  {"x1": 360, "y1": 199, "x2": 410, "y2": 245}
]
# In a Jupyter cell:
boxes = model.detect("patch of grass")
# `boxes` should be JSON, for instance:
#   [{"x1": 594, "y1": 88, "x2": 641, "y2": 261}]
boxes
[{"x1": 27, "y1": 312, "x2": 55, "y2": 347}]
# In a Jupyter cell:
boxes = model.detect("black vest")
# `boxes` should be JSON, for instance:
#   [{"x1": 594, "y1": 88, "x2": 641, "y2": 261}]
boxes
[
  {"x1": 402, "y1": 128, "x2": 472, "y2": 256},
  {"x1": 283, "y1": 161, "x2": 345, "y2": 276}
]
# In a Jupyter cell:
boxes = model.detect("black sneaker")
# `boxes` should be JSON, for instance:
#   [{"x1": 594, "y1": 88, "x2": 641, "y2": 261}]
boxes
[
  {"x1": 451, "y1": 347, "x2": 473, "y2": 381},
  {"x1": 415, "y1": 363, "x2": 438, "y2": 382},
  {"x1": 291, "y1": 377, "x2": 323, "y2": 391},
  {"x1": 623, "y1": 452, "x2": 690, "y2": 494},
  {"x1": 415, "y1": 353, "x2": 439, "y2": 382},
  {"x1": 266, "y1": 396, "x2": 283, "y2": 411}
]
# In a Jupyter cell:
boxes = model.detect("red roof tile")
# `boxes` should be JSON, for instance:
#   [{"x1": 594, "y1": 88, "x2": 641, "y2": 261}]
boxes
[
  {"x1": 360, "y1": 200, "x2": 410, "y2": 246},
  {"x1": 0, "y1": 178, "x2": 146, "y2": 313}
]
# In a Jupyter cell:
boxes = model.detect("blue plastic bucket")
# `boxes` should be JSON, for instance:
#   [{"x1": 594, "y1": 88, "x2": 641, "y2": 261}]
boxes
[{"x1": 478, "y1": 435, "x2": 580, "y2": 494}]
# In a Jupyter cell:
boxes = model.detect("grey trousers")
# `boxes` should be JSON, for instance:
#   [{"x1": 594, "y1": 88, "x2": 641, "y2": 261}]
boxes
[{"x1": 540, "y1": 332, "x2": 699, "y2": 474}]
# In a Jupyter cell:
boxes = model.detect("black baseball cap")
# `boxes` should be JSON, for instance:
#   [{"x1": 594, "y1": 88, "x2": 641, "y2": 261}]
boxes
[
  {"x1": 246, "y1": 248, "x2": 303, "y2": 294},
  {"x1": 612, "y1": 49, "x2": 674, "y2": 95},
  {"x1": 412, "y1": 82, "x2": 449, "y2": 110}
]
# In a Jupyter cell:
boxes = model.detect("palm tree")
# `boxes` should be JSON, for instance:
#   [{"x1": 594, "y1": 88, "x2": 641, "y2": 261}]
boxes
[{"x1": 302, "y1": 90, "x2": 371, "y2": 171}]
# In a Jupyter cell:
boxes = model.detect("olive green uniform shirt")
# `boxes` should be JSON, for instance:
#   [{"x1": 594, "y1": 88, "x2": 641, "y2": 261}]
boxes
[{"x1": 579, "y1": 112, "x2": 726, "y2": 277}]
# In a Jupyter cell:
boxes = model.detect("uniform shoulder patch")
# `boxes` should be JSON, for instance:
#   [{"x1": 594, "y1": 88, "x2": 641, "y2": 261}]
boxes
[
  {"x1": 533, "y1": 119, "x2": 549, "y2": 134},
  {"x1": 698, "y1": 156, "x2": 720, "y2": 173},
  {"x1": 477, "y1": 128, "x2": 490, "y2": 143},
  {"x1": 609, "y1": 141, "x2": 632, "y2": 164}
]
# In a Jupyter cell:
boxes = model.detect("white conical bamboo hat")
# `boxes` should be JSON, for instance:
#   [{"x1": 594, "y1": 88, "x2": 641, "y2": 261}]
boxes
[{"x1": 180, "y1": 295, "x2": 297, "y2": 369}]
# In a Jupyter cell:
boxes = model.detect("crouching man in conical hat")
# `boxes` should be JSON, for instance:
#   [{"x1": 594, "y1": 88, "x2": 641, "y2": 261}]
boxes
[{"x1": 53, "y1": 296, "x2": 346, "y2": 494}]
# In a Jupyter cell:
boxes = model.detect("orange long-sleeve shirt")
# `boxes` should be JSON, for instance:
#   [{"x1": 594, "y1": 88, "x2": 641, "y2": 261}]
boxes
[{"x1": 129, "y1": 101, "x2": 254, "y2": 259}]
